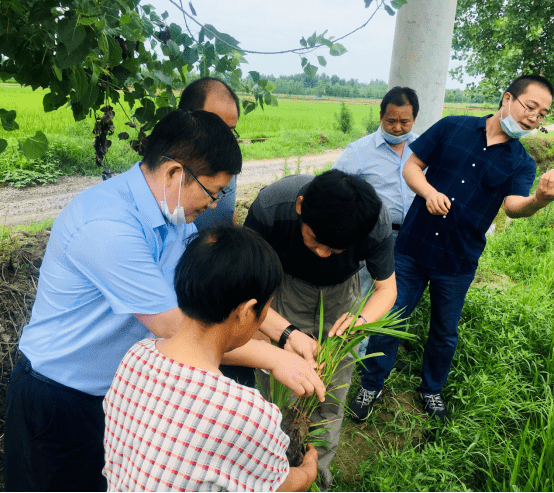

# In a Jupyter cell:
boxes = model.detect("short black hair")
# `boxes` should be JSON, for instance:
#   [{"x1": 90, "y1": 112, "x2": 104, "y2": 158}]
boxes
[
  {"x1": 380, "y1": 86, "x2": 419, "y2": 119},
  {"x1": 142, "y1": 109, "x2": 241, "y2": 179},
  {"x1": 178, "y1": 77, "x2": 240, "y2": 117},
  {"x1": 174, "y1": 225, "x2": 282, "y2": 325},
  {"x1": 499, "y1": 74, "x2": 554, "y2": 109},
  {"x1": 300, "y1": 170, "x2": 383, "y2": 250}
]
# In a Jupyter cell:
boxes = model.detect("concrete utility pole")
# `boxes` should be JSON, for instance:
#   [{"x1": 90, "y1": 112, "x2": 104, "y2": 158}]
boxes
[{"x1": 388, "y1": 0, "x2": 458, "y2": 134}]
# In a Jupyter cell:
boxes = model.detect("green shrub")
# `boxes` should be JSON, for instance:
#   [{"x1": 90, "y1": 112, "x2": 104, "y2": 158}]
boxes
[
  {"x1": 522, "y1": 137, "x2": 554, "y2": 164},
  {"x1": 362, "y1": 112, "x2": 380, "y2": 134},
  {"x1": 334, "y1": 102, "x2": 353, "y2": 133}
]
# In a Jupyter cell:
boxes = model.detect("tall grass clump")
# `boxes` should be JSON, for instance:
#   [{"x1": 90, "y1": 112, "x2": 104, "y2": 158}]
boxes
[{"x1": 352, "y1": 198, "x2": 554, "y2": 492}]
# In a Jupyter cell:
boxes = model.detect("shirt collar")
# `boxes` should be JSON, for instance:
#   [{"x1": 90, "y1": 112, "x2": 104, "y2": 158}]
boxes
[
  {"x1": 127, "y1": 162, "x2": 167, "y2": 229},
  {"x1": 481, "y1": 114, "x2": 518, "y2": 153}
]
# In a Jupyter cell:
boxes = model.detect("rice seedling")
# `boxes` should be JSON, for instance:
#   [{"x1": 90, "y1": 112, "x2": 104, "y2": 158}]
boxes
[{"x1": 264, "y1": 292, "x2": 416, "y2": 467}]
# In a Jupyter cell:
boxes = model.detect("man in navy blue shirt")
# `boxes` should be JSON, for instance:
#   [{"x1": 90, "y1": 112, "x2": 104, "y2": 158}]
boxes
[{"x1": 351, "y1": 75, "x2": 554, "y2": 423}]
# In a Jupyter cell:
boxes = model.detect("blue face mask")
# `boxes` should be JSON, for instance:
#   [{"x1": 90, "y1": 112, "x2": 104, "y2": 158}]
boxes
[
  {"x1": 381, "y1": 126, "x2": 412, "y2": 145},
  {"x1": 500, "y1": 98, "x2": 531, "y2": 139}
]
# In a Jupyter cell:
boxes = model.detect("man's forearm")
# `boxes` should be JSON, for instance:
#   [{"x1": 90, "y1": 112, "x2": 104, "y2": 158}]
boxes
[
  {"x1": 257, "y1": 307, "x2": 291, "y2": 342},
  {"x1": 221, "y1": 338, "x2": 279, "y2": 369},
  {"x1": 403, "y1": 161, "x2": 435, "y2": 199},
  {"x1": 359, "y1": 274, "x2": 397, "y2": 323},
  {"x1": 504, "y1": 194, "x2": 550, "y2": 218}
]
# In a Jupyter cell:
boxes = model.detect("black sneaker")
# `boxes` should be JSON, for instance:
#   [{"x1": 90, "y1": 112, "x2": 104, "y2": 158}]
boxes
[
  {"x1": 350, "y1": 388, "x2": 382, "y2": 421},
  {"x1": 420, "y1": 392, "x2": 449, "y2": 423}
]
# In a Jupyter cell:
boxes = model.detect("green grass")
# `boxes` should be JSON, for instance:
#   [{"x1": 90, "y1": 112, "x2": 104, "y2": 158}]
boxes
[{"x1": 0, "y1": 84, "x2": 499, "y2": 185}]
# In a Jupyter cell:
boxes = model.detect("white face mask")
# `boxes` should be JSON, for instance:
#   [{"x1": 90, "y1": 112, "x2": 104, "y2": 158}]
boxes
[
  {"x1": 500, "y1": 97, "x2": 531, "y2": 139},
  {"x1": 160, "y1": 169, "x2": 187, "y2": 225},
  {"x1": 381, "y1": 126, "x2": 412, "y2": 144}
]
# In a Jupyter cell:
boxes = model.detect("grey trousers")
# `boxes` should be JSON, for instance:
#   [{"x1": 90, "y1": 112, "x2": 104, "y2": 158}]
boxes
[{"x1": 266, "y1": 272, "x2": 361, "y2": 490}]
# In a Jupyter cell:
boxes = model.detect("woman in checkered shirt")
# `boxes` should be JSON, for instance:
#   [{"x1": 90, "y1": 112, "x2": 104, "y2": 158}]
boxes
[{"x1": 103, "y1": 225, "x2": 318, "y2": 492}]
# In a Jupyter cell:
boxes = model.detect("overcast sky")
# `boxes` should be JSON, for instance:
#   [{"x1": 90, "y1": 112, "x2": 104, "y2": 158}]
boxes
[{"x1": 156, "y1": 0, "x2": 472, "y2": 89}]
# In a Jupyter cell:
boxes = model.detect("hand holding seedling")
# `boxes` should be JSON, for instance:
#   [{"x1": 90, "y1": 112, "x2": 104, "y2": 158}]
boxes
[
  {"x1": 276, "y1": 444, "x2": 318, "y2": 492},
  {"x1": 270, "y1": 350, "x2": 326, "y2": 403},
  {"x1": 534, "y1": 169, "x2": 554, "y2": 207},
  {"x1": 284, "y1": 330, "x2": 318, "y2": 369},
  {"x1": 328, "y1": 312, "x2": 365, "y2": 337}
]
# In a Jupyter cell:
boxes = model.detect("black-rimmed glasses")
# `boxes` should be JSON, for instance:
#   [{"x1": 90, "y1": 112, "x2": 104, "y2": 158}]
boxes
[
  {"x1": 513, "y1": 96, "x2": 549, "y2": 122},
  {"x1": 162, "y1": 156, "x2": 226, "y2": 205}
]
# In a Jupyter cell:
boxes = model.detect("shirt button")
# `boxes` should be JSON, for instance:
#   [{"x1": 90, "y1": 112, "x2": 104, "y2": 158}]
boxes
[
  {"x1": 483, "y1": 148, "x2": 486, "y2": 151},
  {"x1": 472, "y1": 163, "x2": 476, "y2": 167},
  {"x1": 461, "y1": 180, "x2": 465, "y2": 184},
  {"x1": 443, "y1": 215, "x2": 447, "y2": 218},
  {"x1": 452, "y1": 197, "x2": 455, "y2": 201},
  {"x1": 435, "y1": 232, "x2": 439, "y2": 236}
]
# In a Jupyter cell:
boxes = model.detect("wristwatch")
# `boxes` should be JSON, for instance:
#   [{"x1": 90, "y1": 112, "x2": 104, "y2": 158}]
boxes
[{"x1": 279, "y1": 324, "x2": 300, "y2": 349}]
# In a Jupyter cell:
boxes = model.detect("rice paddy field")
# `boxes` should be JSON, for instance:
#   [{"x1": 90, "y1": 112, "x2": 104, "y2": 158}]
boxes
[{"x1": 0, "y1": 84, "x2": 498, "y2": 186}]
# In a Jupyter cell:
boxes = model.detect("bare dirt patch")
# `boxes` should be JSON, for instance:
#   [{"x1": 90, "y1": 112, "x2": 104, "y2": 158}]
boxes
[{"x1": 0, "y1": 150, "x2": 343, "y2": 228}]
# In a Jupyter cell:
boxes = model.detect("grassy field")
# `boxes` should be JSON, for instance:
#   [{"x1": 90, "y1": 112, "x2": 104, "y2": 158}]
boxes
[{"x1": 0, "y1": 84, "x2": 500, "y2": 186}]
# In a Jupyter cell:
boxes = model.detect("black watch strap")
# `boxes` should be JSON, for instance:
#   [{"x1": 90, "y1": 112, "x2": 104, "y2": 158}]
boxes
[{"x1": 279, "y1": 324, "x2": 299, "y2": 349}]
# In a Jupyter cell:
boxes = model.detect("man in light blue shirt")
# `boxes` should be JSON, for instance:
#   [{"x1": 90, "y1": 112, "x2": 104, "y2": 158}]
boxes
[{"x1": 333, "y1": 86, "x2": 420, "y2": 297}]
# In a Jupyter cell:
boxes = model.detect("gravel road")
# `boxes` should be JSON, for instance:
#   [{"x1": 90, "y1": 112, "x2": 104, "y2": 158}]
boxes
[{"x1": 0, "y1": 149, "x2": 343, "y2": 228}]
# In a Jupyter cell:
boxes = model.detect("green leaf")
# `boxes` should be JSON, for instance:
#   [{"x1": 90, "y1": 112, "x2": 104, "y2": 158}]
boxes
[
  {"x1": 58, "y1": 17, "x2": 86, "y2": 54},
  {"x1": 165, "y1": 84, "x2": 176, "y2": 107},
  {"x1": 189, "y1": 2, "x2": 197, "y2": 16},
  {"x1": 43, "y1": 92, "x2": 66, "y2": 112},
  {"x1": 0, "y1": 139, "x2": 7, "y2": 154},
  {"x1": 243, "y1": 101, "x2": 256, "y2": 115},
  {"x1": 78, "y1": 16, "x2": 96, "y2": 26},
  {"x1": 249, "y1": 71, "x2": 260, "y2": 84},
  {"x1": 303, "y1": 63, "x2": 318, "y2": 79},
  {"x1": 301, "y1": 57, "x2": 308, "y2": 68},
  {"x1": 364, "y1": 0, "x2": 373, "y2": 6},
  {"x1": 152, "y1": 70, "x2": 172, "y2": 84},
  {"x1": 0, "y1": 109, "x2": 18, "y2": 131},
  {"x1": 317, "y1": 55, "x2": 327, "y2": 67},
  {"x1": 107, "y1": 35, "x2": 123, "y2": 66},
  {"x1": 18, "y1": 131, "x2": 48, "y2": 160},
  {"x1": 384, "y1": 4, "x2": 395, "y2": 15},
  {"x1": 300, "y1": 37, "x2": 307, "y2": 48},
  {"x1": 73, "y1": 66, "x2": 88, "y2": 100},
  {"x1": 99, "y1": 33, "x2": 109, "y2": 57},
  {"x1": 329, "y1": 43, "x2": 347, "y2": 56},
  {"x1": 270, "y1": 95, "x2": 278, "y2": 107},
  {"x1": 161, "y1": 11, "x2": 169, "y2": 20},
  {"x1": 391, "y1": 0, "x2": 407, "y2": 7},
  {"x1": 307, "y1": 32, "x2": 317, "y2": 48},
  {"x1": 53, "y1": 65, "x2": 63, "y2": 81}
]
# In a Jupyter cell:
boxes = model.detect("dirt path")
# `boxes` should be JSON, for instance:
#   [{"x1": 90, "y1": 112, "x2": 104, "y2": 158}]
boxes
[{"x1": 0, "y1": 149, "x2": 343, "y2": 228}]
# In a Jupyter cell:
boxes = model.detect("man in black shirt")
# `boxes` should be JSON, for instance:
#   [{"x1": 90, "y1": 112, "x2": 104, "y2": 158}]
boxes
[{"x1": 244, "y1": 169, "x2": 397, "y2": 489}]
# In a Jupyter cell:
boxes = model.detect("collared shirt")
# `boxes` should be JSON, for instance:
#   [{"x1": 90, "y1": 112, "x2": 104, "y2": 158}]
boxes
[
  {"x1": 396, "y1": 115, "x2": 536, "y2": 275},
  {"x1": 244, "y1": 175, "x2": 395, "y2": 287},
  {"x1": 333, "y1": 128, "x2": 419, "y2": 226},
  {"x1": 19, "y1": 163, "x2": 196, "y2": 395},
  {"x1": 103, "y1": 338, "x2": 289, "y2": 492}
]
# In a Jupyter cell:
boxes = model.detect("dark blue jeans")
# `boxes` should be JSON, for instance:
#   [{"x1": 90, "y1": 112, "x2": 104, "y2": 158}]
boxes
[{"x1": 361, "y1": 251, "x2": 474, "y2": 394}]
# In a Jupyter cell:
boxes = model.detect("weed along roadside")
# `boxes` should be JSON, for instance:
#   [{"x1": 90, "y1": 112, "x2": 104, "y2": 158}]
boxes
[{"x1": 0, "y1": 146, "x2": 553, "y2": 491}]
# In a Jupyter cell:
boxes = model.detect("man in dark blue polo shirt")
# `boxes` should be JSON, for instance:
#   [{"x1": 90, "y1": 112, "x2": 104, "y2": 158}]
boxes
[{"x1": 352, "y1": 74, "x2": 554, "y2": 423}]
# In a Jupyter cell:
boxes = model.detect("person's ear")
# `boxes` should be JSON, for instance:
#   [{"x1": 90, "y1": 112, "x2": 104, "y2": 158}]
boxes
[
  {"x1": 164, "y1": 160, "x2": 183, "y2": 186},
  {"x1": 501, "y1": 92, "x2": 512, "y2": 108},
  {"x1": 296, "y1": 196, "x2": 303, "y2": 215},
  {"x1": 237, "y1": 299, "x2": 258, "y2": 322}
]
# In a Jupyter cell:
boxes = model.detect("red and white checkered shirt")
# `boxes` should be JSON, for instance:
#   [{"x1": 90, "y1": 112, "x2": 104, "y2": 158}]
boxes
[{"x1": 103, "y1": 339, "x2": 290, "y2": 492}]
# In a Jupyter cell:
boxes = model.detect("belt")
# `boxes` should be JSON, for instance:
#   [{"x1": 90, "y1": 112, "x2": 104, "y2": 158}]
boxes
[{"x1": 392, "y1": 223, "x2": 402, "y2": 231}]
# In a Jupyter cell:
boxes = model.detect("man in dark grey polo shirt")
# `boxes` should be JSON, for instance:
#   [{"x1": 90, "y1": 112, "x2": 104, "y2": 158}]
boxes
[{"x1": 244, "y1": 169, "x2": 397, "y2": 489}]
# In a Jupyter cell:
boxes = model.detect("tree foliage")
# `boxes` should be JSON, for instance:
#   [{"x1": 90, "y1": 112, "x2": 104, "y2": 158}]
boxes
[
  {"x1": 452, "y1": 0, "x2": 554, "y2": 100},
  {"x1": 0, "y1": 0, "x2": 406, "y2": 163}
]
